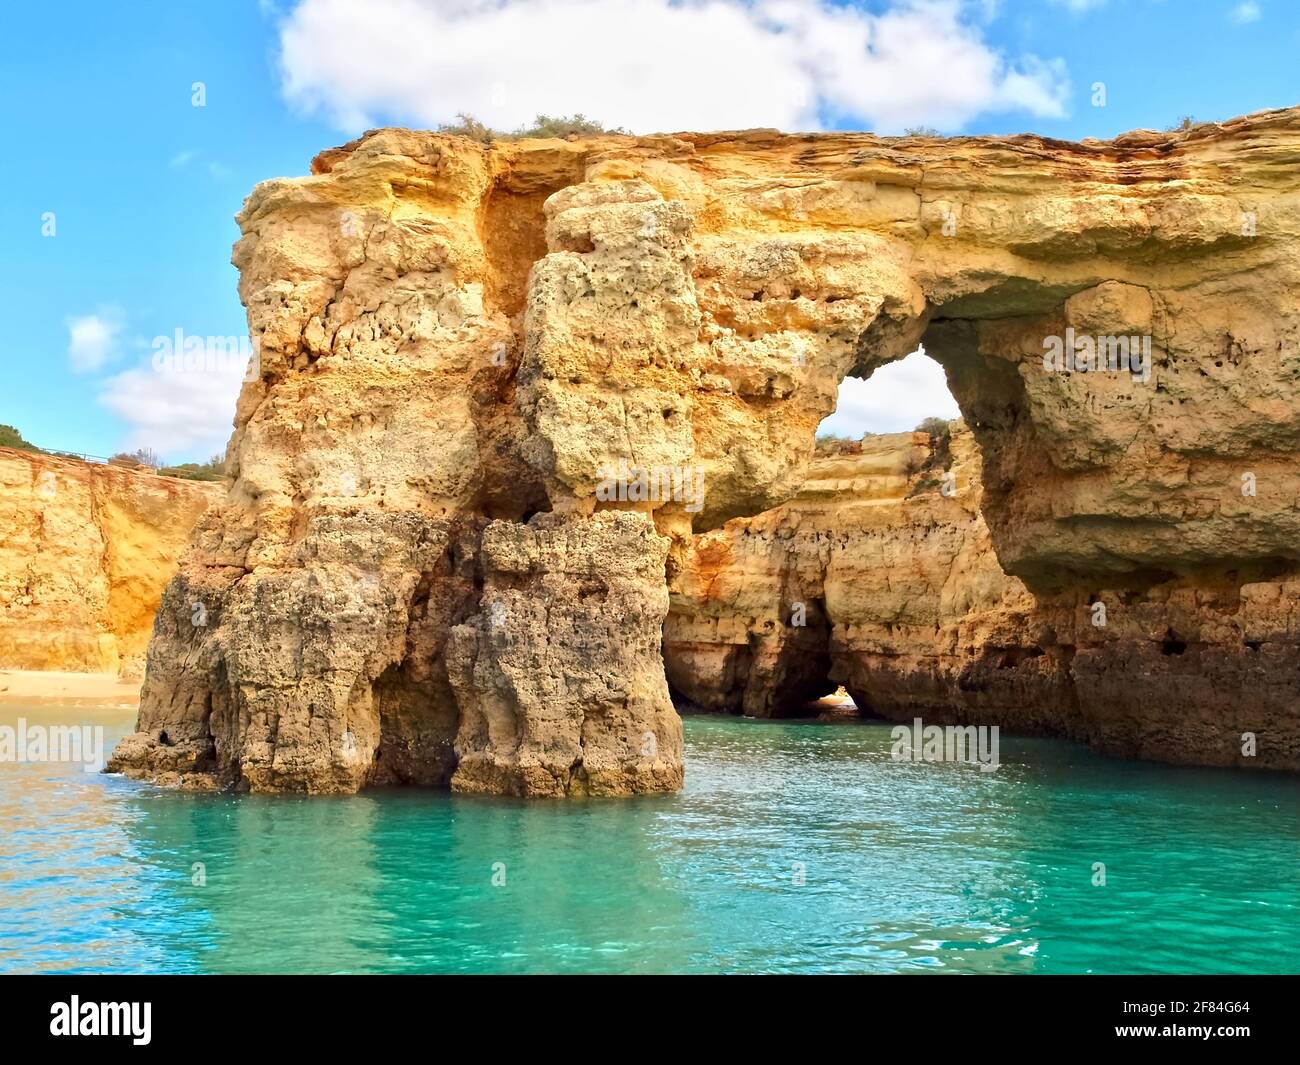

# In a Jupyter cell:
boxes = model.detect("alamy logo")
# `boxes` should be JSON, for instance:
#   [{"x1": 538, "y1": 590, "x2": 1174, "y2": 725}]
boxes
[
  {"x1": 890, "y1": 717, "x2": 1000, "y2": 773},
  {"x1": 0, "y1": 719, "x2": 103, "y2": 772},
  {"x1": 152, "y1": 328, "x2": 260, "y2": 382},
  {"x1": 50, "y1": 997, "x2": 151, "y2": 1045},
  {"x1": 595, "y1": 461, "x2": 705, "y2": 513},
  {"x1": 1043, "y1": 328, "x2": 1151, "y2": 383}
]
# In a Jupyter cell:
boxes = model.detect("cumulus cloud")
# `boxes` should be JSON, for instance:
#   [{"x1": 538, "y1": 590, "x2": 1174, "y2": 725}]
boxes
[
  {"x1": 277, "y1": 0, "x2": 1069, "y2": 135},
  {"x1": 817, "y1": 350, "x2": 961, "y2": 437},
  {"x1": 98, "y1": 353, "x2": 246, "y2": 461},
  {"x1": 67, "y1": 312, "x2": 122, "y2": 373}
]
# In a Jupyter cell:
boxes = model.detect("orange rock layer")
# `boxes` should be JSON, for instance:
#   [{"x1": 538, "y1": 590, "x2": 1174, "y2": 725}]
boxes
[{"x1": 0, "y1": 449, "x2": 220, "y2": 678}]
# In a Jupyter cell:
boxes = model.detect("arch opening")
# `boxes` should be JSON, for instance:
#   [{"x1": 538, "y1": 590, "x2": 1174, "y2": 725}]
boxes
[
  {"x1": 664, "y1": 346, "x2": 975, "y2": 723},
  {"x1": 816, "y1": 348, "x2": 961, "y2": 442}
]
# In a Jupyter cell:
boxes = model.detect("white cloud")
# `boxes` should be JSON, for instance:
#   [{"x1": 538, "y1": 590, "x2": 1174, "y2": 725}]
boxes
[
  {"x1": 169, "y1": 149, "x2": 198, "y2": 168},
  {"x1": 67, "y1": 312, "x2": 122, "y2": 373},
  {"x1": 277, "y1": 0, "x2": 1069, "y2": 135},
  {"x1": 98, "y1": 356, "x2": 245, "y2": 461},
  {"x1": 817, "y1": 349, "x2": 961, "y2": 437},
  {"x1": 1229, "y1": 2, "x2": 1261, "y2": 24}
]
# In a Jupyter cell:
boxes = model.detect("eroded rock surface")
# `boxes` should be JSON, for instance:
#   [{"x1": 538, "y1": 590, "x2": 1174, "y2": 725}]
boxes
[
  {"x1": 449, "y1": 512, "x2": 682, "y2": 796},
  {"x1": 111, "y1": 110, "x2": 1300, "y2": 790}
]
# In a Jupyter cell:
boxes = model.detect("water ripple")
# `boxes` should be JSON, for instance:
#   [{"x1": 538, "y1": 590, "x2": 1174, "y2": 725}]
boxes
[{"x1": 0, "y1": 708, "x2": 1296, "y2": 973}]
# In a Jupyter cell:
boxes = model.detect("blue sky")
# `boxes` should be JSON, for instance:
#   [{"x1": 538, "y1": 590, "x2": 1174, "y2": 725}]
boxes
[{"x1": 2, "y1": 0, "x2": 1295, "y2": 462}]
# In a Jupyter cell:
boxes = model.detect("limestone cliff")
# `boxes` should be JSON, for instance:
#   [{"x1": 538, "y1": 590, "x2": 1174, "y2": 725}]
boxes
[
  {"x1": 668, "y1": 426, "x2": 1300, "y2": 770},
  {"x1": 665, "y1": 427, "x2": 1018, "y2": 719},
  {"x1": 0, "y1": 449, "x2": 221, "y2": 678},
  {"x1": 110, "y1": 109, "x2": 1300, "y2": 792}
]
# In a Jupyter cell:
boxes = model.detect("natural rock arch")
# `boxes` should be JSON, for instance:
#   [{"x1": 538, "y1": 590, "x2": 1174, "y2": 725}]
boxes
[{"x1": 110, "y1": 111, "x2": 1300, "y2": 794}]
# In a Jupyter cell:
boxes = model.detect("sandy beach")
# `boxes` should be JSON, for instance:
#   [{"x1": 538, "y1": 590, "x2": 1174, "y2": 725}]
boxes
[{"x1": 0, "y1": 669, "x2": 141, "y2": 707}]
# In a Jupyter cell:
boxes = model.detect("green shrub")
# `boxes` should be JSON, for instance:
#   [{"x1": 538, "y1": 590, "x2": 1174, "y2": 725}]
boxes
[
  {"x1": 915, "y1": 416, "x2": 953, "y2": 438},
  {"x1": 109, "y1": 448, "x2": 161, "y2": 468},
  {"x1": 0, "y1": 424, "x2": 43, "y2": 452},
  {"x1": 158, "y1": 454, "x2": 225, "y2": 481},
  {"x1": 436, "y1": 112, "x2": 497, "y2": 144},
  {"x1": 814, "y1": 434, "x2": 863, "y2": 456},
  {"x1": 437, "y1": 112, "x2": 629, "y2": 143},
  {"x1": 516, "y1": 113, "x2": 629, "y2": 139}
]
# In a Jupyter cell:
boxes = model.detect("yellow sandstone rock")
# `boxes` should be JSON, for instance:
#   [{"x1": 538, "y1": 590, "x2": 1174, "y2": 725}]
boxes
[
  {"x1": 668, "y1": 422, "x2": 1300, "y2": 770},
  {"x1": 110, "y1": 109, "x2": 1300, "y2": 791}
]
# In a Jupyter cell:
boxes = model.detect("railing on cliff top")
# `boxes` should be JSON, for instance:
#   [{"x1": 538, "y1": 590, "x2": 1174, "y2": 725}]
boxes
[
  {"x1": 11, "y1": 445, "x2": 158, "y2": 470},
  {"x1": 43, "y1": 448, "x2": 118, "y2": 465}
]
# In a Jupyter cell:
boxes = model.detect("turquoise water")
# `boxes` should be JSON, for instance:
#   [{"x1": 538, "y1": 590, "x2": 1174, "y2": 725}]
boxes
[{"x1": 0, "y1": 704, "x2": 1296, "y2": 974}]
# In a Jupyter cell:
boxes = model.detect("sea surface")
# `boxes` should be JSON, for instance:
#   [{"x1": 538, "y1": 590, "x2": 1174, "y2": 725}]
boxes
[{"x1": 1, "y1": 704, "x2": 1296, "y2": 974}]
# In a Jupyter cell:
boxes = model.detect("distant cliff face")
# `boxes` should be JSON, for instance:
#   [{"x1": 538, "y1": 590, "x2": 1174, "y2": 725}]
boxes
[
  {"x1": 0, "y1": 449, "x2": 220, "y2": 678},
  {"x1": 110, "y1": 109, "x2": 1300, "y2": 793},
  {"x1": 667, "y1": 427, "x2": 1300, "y2": 770},
  {"x1": 665, "y1": 428, "x2": 1021, "y2": 719}
]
